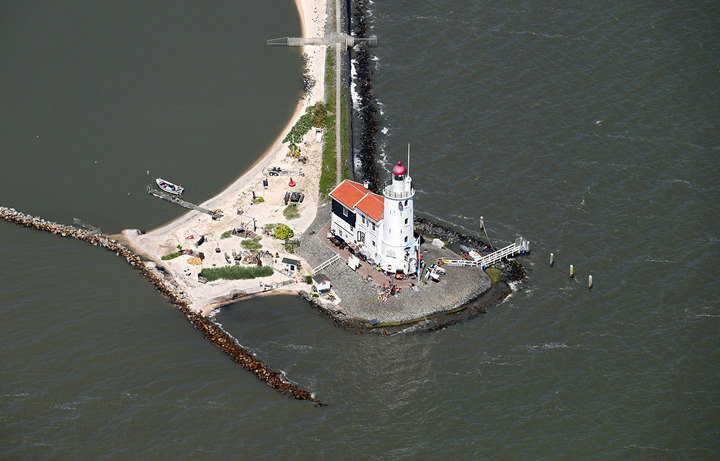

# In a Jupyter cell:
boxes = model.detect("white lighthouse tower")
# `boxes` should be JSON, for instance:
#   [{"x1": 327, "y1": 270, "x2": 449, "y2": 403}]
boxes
[{"x1": 379, "y1": 159, "x2": 418, "y2": 274}]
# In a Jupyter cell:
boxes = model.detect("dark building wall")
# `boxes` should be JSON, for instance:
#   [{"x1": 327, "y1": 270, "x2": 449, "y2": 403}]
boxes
[{"x1": 332, "y1": 199, "x2": 356, "y2": 228}]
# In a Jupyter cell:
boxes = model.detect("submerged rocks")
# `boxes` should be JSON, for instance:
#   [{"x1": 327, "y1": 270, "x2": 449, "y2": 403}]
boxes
[
  {"x1": 414, "y1": 218, "x2": 491, "y2": 254},
  {"x1": 0, "y1": 206, "x2": 321, "y2": 404}
]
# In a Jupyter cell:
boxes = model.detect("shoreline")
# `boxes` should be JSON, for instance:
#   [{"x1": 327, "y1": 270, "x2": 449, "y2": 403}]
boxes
[
  {"x1": 119, "y1": 0, "x2": 529, "y2": 324},
  {"x1": 121, "y1": 0, "x2": 329, "y2": 313},
  {"x1": 145, "y1": 0, "x2": 317, "y2": 237}
]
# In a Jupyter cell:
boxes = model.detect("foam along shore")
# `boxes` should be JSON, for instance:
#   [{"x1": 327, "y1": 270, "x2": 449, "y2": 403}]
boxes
[
  {"x1": 120, "y1": 0, "x2": 330, "y2": 314},
  {"x1": 0, "y1": 206, "x2": 321, "y2": 403}
]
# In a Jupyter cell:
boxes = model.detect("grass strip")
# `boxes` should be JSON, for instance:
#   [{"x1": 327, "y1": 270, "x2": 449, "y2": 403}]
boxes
[
  {"x1": 283, "y1": 205, "x2": 301, "y2": 220},
  {"x1": 241, "y1": 236, "x2": 262, "y2": 249},
  {"x1": 161, "y1": 251, "x2": 183, "y2": 261}
]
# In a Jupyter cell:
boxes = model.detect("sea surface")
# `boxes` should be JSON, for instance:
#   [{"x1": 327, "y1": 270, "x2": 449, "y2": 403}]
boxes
[{"x1": 1, "y1": 0, "x2": 718, "y2": 458}]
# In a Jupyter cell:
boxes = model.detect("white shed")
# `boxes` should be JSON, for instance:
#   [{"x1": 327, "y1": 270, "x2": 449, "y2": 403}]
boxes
[
  {"x1": 281, "y1": 257, "x2": 300, "y2": 273},
  {"x1": 312, "y1": 273, "x2": 331, "y2": 293}
]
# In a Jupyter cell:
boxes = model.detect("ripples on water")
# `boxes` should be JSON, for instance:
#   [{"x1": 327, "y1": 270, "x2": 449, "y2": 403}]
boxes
[{"x1": 2, "y1": 0, "x2": 719, "y2": 457}]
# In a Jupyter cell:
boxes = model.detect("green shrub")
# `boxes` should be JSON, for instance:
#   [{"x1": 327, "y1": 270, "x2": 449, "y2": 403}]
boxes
[
  {"x1": 200, "y1": 265, "x2": 273, "y2": 282},
  {"x1": 274, "y1": 224, "x2": 294, "y2": 240},
  {"x1": 241, "y1": 236, "x2": 262, "y2": 250},
  {"x1": 283, "y1": 205, "x2": 300, "y2": 220},
  {"x1": 304, "y1": 275, "x2": 313, "y2": 284},
  {"x1": 283, "y1": 105, "x2": 314, "y2": 144},
  {"x1": 161, "y1": 251, "x2": 183, "y2": 261},
  {"x1": 220, "y1": 230, "x2": 232, "y2": 239}
]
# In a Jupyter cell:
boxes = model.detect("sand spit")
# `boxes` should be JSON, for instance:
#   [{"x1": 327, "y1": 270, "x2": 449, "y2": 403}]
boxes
[
  {"x1": 121, "y1": 0, "x2": 329, "y2": 313},
  {"x1": 0, "y1": 206, "x2": 321, "y2": 403}
]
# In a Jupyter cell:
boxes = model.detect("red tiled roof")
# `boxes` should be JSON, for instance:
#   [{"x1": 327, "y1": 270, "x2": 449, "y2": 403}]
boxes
[
  {"x1": 330, "y1": 180, "x2": 367, "y2": 208},
  {"x1": 355, "y1": 193, "x2": 384, "y2": 222},
  {"x1": 330, "y1": 180, "x2": 384, "y2": 222}
]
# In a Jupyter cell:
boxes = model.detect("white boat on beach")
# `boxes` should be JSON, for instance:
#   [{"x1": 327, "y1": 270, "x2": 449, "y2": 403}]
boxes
[{"x1": 156, "y1": 178, "x2": 184, "y2": 195}]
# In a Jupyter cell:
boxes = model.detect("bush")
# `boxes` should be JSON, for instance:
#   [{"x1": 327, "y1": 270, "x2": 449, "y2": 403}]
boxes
[
  {"x1": 161, "y1": 244, "x2": 184, "y2": 260},
  {"x1": 304, "y1": 275, "x2": 313, "y2": 284},
  {"x1": 283, "y1": 105, "x2": 314, "y2": 144},
  {"x1": 200, "y1": 265, "x2": 273, "y2": 282},
  {"x1": 283, "y1": 205, "x2": 300, "y2": 220},
  {"x1": 241, "y1": 236, "x2": 262, "y2": 249},
  {"x1": 220, "y1": 230, "x2": 232, "y2": 239},
  {"x1": 274, "y1": 224, "x2": 294, "y2": 240},
  {"x1": 161, "y1": 251, "x2": 183, "y2": 261}
]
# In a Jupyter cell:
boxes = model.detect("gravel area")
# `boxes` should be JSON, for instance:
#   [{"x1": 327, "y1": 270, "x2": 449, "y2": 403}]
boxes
[{"x1": 296, "y1": 202, "x2": 492, "y2": 323}]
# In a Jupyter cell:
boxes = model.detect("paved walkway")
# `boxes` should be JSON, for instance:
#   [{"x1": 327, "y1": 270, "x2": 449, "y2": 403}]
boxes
[
  {"x1": 334, "y1": 0, "x2": 342, "y2": 186},
  {"x1": 296, "y1": 203, "x2": 492, "y2": 323}
]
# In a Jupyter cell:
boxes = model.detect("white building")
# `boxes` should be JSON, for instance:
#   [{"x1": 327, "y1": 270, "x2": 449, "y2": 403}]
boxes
[
  {"x1": 329, "y1": 161, "x2": 419, "y2": 275},
  {"x1": 281, "y1": 257, "x2": 299, "y2": 273},
  {"x1": 312, "y1": 273, "x2": 331, "y2": 292}
]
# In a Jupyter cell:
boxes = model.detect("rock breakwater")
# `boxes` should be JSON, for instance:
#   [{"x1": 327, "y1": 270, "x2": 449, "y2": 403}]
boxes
[
  {"x1": 0, "y1": 206, "x2": 321, "y2": 404},
  {"x1": 351, "y1": 0, "x2": 381, "y2": 192}
]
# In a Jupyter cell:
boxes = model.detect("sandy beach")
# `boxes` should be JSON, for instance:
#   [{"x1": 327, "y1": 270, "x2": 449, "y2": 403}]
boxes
[{"x1": 122, "y1": 0, "x2": 330, "y2": 314}]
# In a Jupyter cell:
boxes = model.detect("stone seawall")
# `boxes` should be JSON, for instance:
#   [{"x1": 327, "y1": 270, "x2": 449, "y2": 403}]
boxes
[{"x1": 0, "y1": 206, "x2": 321, "y2": 404}]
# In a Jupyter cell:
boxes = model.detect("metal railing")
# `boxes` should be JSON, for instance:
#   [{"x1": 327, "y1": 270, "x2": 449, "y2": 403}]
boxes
[
  {"x1": 267, "y1": 33, "x2": 377, "y2": 47},
  {"x1": 382, "y1": 185, "x2": 414, "y2": 200},
  {"x1": 312, "y1": 254, "x2": 340, "y2": 275},
  {"x1": 442, "y1": 237, "x2": 530, "y2": 268}
]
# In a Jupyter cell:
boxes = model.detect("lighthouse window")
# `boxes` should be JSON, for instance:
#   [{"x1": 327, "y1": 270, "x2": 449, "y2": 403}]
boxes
[
  {"x1": 404, "y1": 236, "x2": 408, "y2": 243},
  {"x1": 404, "y1": 218, "x2": 408, "y2": 225},
  {"x1": 404, "y1": 200, "x2": 408, "y2": 206}
]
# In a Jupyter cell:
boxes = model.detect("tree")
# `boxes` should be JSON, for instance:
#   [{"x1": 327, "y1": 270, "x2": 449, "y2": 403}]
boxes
[
  {"x1": 312, "y1": 101, "x2": 327, "y2": 128},
  {"x1": 274, "y1": 224, "x2": 294, "y2": 241}
]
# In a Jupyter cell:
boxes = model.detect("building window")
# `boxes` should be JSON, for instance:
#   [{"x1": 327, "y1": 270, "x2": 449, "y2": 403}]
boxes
[
  {"x1": 371, "y1": 240, "x2": 376, "y2": 247},
  {"x1": 357, "y1": 231, "x2": 365, "y2": 243},
  {"x1": 404, "y1": 200, "x2": 408, "y2": 206},
  {"x1": 404, "y1": 218, "x2": 408, "y2": 225},
  {"x1": 404, "y1": 236, "x2": 408, "y2": 243},
  {"x1": 371, "y1": 223, "x2": 376, "y2": 231},
  {"x1": 342, "y1": 207, "x2": 348, "y2": 217},
  {"x1": 362, "y1": 216, "x2": 366, "y2": 225}
]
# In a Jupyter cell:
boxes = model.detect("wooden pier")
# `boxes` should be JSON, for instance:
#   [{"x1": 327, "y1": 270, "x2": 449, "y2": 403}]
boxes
[
  {"x1": 146, "y1": 186, "x2": 221, "y2": 219},
  {"x1": 267, "y1": 33, "x2": 377, "y2": 48}
]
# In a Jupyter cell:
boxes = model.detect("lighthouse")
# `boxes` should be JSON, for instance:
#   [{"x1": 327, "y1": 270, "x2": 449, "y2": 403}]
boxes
[{"x1": 379, "y1": 161, "x2": 418, "y2": 274}]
